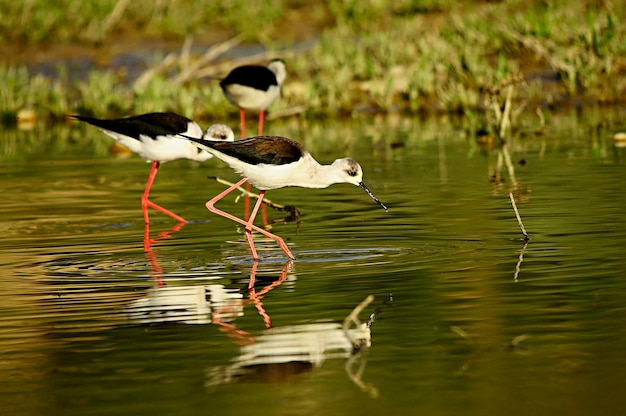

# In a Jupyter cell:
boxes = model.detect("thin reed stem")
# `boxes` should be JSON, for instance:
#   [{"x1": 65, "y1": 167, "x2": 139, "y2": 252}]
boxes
[{"x1": 509, "y1": 192, "x2": 529, "y2": 242}]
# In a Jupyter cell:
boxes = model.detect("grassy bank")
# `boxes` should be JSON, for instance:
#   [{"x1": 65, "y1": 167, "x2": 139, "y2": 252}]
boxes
[{"x1": 1, "y1": 0, "x2": 625, "y2": 128}]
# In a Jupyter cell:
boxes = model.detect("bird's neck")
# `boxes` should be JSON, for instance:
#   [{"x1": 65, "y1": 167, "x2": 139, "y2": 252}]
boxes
[{"x1": 304, "y1": 160, "x2": 343, "y2": 189}]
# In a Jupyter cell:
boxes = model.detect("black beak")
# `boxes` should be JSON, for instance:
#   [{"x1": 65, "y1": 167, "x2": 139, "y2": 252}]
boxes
[{"x1": 359, "y1": 182, "x2": 388, "y2": 212}]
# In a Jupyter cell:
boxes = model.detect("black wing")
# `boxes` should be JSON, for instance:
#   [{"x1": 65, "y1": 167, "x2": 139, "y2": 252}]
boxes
[
  {"x1": 220, "y1": 65, "x2": 278, "y2": 92},
  {"x1": 189, "y1": 136, "x2": 304, "y2": 166},
  {"x1": 73, "y1": 112, "x2": 193, "y2": 140}
]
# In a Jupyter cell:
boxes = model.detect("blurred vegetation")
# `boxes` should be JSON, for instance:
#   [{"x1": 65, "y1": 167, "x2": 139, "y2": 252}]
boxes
[
  {"x1": 1, "y1": 0, "x2": 625, "y2": 129},
  {"x1": 0, "y1": 0, "x2": 298, "y2": 43}
]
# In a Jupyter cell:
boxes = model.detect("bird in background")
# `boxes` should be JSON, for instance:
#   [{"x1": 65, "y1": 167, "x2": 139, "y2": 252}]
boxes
[
  {"x1": 73, "y1": 112, "x2": 234, "y2": 224},
  {"x1": 219, "y1": 59, "x2": 287, "y2": 138},
  {"x1": 219, "y1": 59, "x2": 286, "y2": 220},
  {"x1": 176, "y1": 133, "x2": 388, "y2": 260}
]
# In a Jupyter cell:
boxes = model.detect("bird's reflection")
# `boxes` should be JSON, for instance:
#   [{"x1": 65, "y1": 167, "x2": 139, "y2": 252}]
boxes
[
  {"x1": 131, "y1": 233, "x2": 377, "y2": 396},
  {"x1": 205, "y1": 295, "x2": 378, "y2": 397},
  {"x1": 131, "y1": 229, "x2": 296, "y2": 337},
  {"x1": 128, "y1": 279, "x2": 245, "y2": 326},
  {"x1": 210, "y1": 260, "x2": 294, "y2": 345},
  {"x1": 132, "y1": 223, "x2": 246, "y2": 326},
  {"x1": 206, "y1": 322, "x2": 371, "y2": 383}
]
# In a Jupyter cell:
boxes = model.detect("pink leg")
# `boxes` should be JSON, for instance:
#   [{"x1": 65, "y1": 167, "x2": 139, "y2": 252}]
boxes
[
  {"x1": 243, "y1": 189, "x2": 266, "y2": 259},
  {"x1": 141, "y1": 161, "x2": 186, "y2": 224},
  {"x1": 247, "y1": 260, "x2": 259, "y2": 291},
  {"x1": 258, "y1": 110, "x2": 265, "y2": 136},
  {"x1": 243, "y1": 110, "x2": 267, "y2": 221},
  {"x1": 240, "y1": 107, "x2": 252, "y2": 221},
  {"x1": 239, "y1": 108, "x2": 246, "y2": 138},
  {"x1": 244, "y1": 184, "x2": 267, "y2": 226},
  {"x1": 261, "y1": 202, "x2": 268, "y2": 227},
  {"x1": 244, "y1": 183, "x2": 251, "y2": 221},
  {"x1": 206, "y1": 178, "x2": 295, "y2": 260}
]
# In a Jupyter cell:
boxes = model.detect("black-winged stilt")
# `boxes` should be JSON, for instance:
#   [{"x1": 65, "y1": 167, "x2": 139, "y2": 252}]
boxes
[
  {"x1": 219, "y1": 59, "x2": 286, "y2": 137},
  {"x1": 176, "y1": 134, "x2": 388, "y2": 260},
  {"x1": 73, "y1": 112, "x2": 234, "y2": 224}
]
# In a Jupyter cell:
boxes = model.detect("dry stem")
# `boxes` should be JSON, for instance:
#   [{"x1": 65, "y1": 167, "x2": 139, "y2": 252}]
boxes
[{"x1": 509, "y1": 192, "x2": 529, "y2": 242}]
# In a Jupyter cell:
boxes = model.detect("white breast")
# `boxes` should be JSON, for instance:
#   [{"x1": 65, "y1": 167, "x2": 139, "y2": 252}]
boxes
[{"x1": 224, "y1": 84, "x2": 281, "y2": 111}]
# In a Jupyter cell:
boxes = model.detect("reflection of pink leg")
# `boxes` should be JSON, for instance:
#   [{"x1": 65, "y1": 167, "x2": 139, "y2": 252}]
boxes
[
  {"x1": 143, "y1": 222, "x2": 164, "y2": 286},
  {"x1": 206, "y1": 178, "x2": 295, "y2": 260},
  {"x1": 143, "y1": 221, "x2": 185, "y2": 286},
  {"x1": 214, "y1": 320, "x2": 255, "y2": 345},
  {"x1": 248, "y1": 260, "x2": 293, "y2": 328},
  {"x1": 248, "y1": 260, "x2": 259, "y2": 291},
  {"x1": 211, "y1": 290, "x2": 254, "y2": 345},
  {"x1": 142, "y1": 161, "x2": 186, "y2": 224}
]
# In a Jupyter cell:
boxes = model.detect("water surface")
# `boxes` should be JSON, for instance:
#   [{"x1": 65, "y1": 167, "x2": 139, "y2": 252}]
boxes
[{"x1": 1, "y1": 108, "x2": 626, "y2": 415}]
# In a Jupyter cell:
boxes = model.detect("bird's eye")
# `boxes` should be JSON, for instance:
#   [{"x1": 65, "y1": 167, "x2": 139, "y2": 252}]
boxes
[{"x1": 347, "y1": 169, "x2": 357, "y2": 177}]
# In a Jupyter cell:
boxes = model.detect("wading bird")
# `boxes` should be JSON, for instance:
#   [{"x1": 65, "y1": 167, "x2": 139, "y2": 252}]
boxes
[
  {"x1": 177, "y1": 133, "x2": 388, "y2": 260},
  {"x1": 219, "y1": 59, "x2": 286, "y2": 137},
  {"x1": 73, "y1": 113, "x2": 234, "y2": 224}
]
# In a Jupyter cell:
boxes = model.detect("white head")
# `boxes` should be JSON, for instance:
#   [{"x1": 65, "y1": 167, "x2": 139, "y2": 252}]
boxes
[
  {"x1": 331, "y1": 158, "x2": 364, "y2": 186},
  {"x1": 203, "y1": 124, "x2": 235, "y2": 142},
  {"x1": 331, "y1": 158, "x2": 388, "y2": 211},
  {"x1": 268, "y1": 59, "x2": 287, "y2": 86}
]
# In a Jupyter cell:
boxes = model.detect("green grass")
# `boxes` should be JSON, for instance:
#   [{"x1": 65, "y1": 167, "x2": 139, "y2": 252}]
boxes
[
  {"x1": 0, "y1": 0, "x2": 296, "y2": 43},
  {"x1": 1, "y1": 0, "x2": 625, "y2": 127}
]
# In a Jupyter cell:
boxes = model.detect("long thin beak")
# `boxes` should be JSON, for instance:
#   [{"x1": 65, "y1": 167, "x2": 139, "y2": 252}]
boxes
[{"x1": 359, "y1": 182, "x2": 388, "y2": 212}]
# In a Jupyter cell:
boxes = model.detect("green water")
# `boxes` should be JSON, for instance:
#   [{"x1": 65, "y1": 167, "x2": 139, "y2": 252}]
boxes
[{"x1": 1, "y1": 108, "x2": 626, "y2": 415}]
